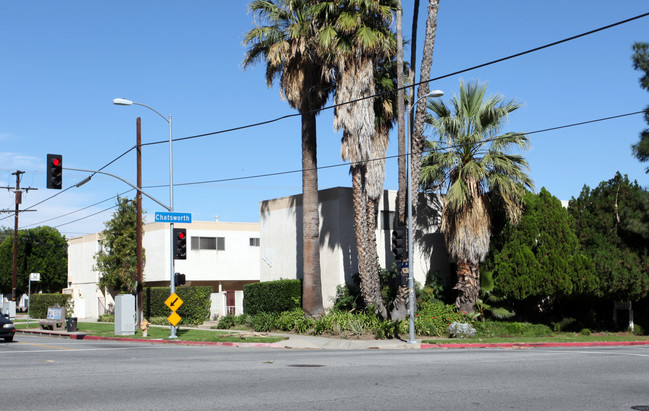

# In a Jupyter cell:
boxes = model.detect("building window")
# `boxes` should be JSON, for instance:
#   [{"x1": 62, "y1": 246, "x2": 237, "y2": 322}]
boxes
[
  {"x1": 381, "y1": 210, "x2": 395, "y2": 231},
  {"x1": 191, "y1": 236, "x2": 217, "y2": 250},
  {"x1": 250, "y1": 237, "x2": 260, "y2": 247},
  {"x1": 217, "y1": 237, "x2": 225, "y2": 251}
]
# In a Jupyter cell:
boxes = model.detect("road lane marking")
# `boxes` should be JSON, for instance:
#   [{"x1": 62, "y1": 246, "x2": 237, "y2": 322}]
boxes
[{"x1": 17, "y1": 341, "x2": 76, "y2": 351}]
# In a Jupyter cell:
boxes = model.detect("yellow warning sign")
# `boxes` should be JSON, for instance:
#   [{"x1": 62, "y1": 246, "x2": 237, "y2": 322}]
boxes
[
  {"x1": 168, "y1": 312, "x2": 181, "y2": 326},
  {"x1": 164, "y1": 293, "x2": 183, "y2": 312}
]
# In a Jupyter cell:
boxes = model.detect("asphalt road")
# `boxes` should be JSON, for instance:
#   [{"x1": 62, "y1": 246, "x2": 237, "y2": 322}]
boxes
[{"x1": 2, "y1": 335, "x2": 649, "y2": 410}]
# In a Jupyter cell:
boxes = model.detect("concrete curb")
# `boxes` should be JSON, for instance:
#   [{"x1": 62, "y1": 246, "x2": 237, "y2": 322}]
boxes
[
  {"x1": 421, "y1": 340, "x2": 649, "y2": 349},
  {"x1": 17, "y1": 328, "x2": 649, "y2": 350}
]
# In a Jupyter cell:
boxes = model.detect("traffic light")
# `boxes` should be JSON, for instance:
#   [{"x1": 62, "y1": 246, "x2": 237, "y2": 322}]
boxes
[
  {"x1": 173, "y1": 228, "x2": 187, "y2": 260},
  {"x1": 46, "y1": 154, "x2": 63, "y2": 189},
  {"x1": 174, "y1": 273, "x2": 186, "y2": 286},
  {"x1": 392, "y1": 228, "x2": 406, "y2": 260}
]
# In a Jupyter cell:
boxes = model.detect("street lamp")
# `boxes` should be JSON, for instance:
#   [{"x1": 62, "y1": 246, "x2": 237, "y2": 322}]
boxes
[
  {"x1": 113, "y1": 98, "x2": 177, "y2": 338},
  {"x1": 406, "y1": 89, "x2": 444, "y2": 344}
]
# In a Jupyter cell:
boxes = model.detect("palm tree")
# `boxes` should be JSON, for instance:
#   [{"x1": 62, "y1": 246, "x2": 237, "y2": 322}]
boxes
[
  {"x1": 243, "y1": 0, "x2": 331, "y2": 318},
  {"x1": 314, "y1": 0, "x2": 397, "y2": 318},
  {"x1": 420, "y1": 80, "x2": 534, "y2": 313}
]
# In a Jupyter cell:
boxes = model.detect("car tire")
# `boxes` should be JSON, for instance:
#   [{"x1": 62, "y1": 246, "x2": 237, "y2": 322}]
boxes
[{"x1": 4, "y1": 336, "x2": 13, "y2": 342}]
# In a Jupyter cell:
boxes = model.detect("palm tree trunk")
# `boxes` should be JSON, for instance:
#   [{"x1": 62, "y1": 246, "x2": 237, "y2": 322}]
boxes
[
  {"x1": 301, "y1": 112, "x2": 324, "y2": 318},
  {"x1": 411, "y1": 0, "x2": 440, "y2": 208},
  {"x1": 454, "y1": 261, "x2": 480, "y2": 314},
  {"x1": 352, "y1": 166, "x2": 387, "y2": 318},
  {"x1": 396, "y1": 1, "x2": 407, "y2": 227}
]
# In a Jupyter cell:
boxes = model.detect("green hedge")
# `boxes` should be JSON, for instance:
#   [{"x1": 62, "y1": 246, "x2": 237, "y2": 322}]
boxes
[
  {"x1": 143, "y1": 286, "x2": 212, "y2": 325},
  {"x1": 30, "y1": 293, "x2": 72, "y2": 319},
  {"x1": 243, "y1": 279, "x2": 301, "y2": 315}
]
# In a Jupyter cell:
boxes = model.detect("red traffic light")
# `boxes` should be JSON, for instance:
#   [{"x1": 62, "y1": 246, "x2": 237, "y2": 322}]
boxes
[
  {"x1": 46, "y1": 154, "x2": 63, "y2": 189},
  {"x1": 177, "y1": 231, "x2": 185, "y2": 240}
]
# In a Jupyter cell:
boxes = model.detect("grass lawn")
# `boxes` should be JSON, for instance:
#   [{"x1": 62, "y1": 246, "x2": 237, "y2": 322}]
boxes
[
  {"x1": 421, "y1": 333, "x2": 649, "y2": 345},
  {"x1": 20, "y1": 321, "x2": 287, "y2": 344}
]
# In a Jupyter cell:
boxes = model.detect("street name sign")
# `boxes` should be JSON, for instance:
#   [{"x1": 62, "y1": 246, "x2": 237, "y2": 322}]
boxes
[{"x1": 154, "y1": 212, "x2": 192, "y2": 223}]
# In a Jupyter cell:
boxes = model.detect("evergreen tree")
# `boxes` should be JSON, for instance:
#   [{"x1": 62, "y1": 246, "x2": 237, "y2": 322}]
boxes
[
  {"x1": 482, "y1": 188, "x2": 598, "y2": 307},
  {"x1": 569, "y1": 173, "x2": 649, "y2": 302},
  {"x1": 95, "y1": 197, "x2": 144, "y2": 294},
  {"x1": 0, "y1": 226, "x2": 68, "y2": 296}
]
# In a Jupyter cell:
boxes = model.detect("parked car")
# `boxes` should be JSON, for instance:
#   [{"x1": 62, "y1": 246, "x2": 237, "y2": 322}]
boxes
[{"x1": 1, "y1": 314, "x2": 16, "y2": 342}]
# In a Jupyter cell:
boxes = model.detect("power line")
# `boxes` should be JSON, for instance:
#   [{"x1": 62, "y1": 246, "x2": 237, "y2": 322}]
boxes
[
  {"x1": 11, "y1": 12, "x2": 649, "y2": 224},
  {"x1": 21, "y1": 109, "x2": 645, "y2": 230},
  {"x1": 139, "y1": 12, "x2": 649, "y2": 147}
]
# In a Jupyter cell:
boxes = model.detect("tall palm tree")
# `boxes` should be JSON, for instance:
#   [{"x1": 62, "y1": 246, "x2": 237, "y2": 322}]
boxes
[
  {"x1": 421, "y1": 80, "x2": 534, "y2": 313},
  {"x1": 243, "y1": 0, "x2": 331, "y2": 318},
  {"x1": 314, "y1": 0, "x2": 397, "y2": 318}
]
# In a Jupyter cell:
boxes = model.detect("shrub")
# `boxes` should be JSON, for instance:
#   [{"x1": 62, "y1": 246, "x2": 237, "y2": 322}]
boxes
[
  {"x1": 98, "y1": 314, "x2": 114, "y2": 323},
  {"x1": 143, "y1": 286, "x2": 212, "y2": 325},
  {"x1": 30, "y1": 293, "x2": 72, "y2": 319},
  {"x1": 248, "y1": 312, "x2": 278, "y2": 332},
  {"x1": 243, "y1": 280, "x2": 301, "y2": 315},
  {"x1": 275, "y1": 309, "x2": 313, "y2": 333},
  {"x1": 632, "y1": 324, "x2": 645, "y2": 336},
  {"x1": 414, "y1": 300, "x2": 468, "y2": 337},
  {"x1": 217, "y1": 314, "x2": 237, "y2": 329},
  {"x1": 580, "y1": 328, "x2": 591, "y2": 336}
]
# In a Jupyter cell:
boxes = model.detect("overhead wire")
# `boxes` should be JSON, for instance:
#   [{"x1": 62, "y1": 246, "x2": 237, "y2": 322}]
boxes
[{"x1": 9, "y1": 12, "x2": 649, "y2": 229}]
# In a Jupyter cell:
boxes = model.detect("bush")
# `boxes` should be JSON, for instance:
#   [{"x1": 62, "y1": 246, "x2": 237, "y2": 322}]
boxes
[
  {"x1": 143, "y1": 286, "x2": 212, "y2": 325},
  {"x1": 632, "y1": 324, "x2": 645, "y2": 336},
  {"x1": 580, "y1": 328, "x2": 591, "y2": 336},
  {"x1": 243, "y1": 280, "x2": 301, "y2": 315},
  {"x1": 275, "y1": 309, "x2": 313, "y2": 333},
  {"x1": 217, "y1": 314, "x2": 237, "y2": 329},
  {"x1": 248, "y1": 312, "x2": 279, "y2": 332},
  {"x1": 414, "y1": 300, "x2": 468, "y2": 337},
  {"x1": 30, "y1": 293, "x2": 72, "y2": 319},
  {"x1": 98, "y1": 314, "x2": 114, "y2": 323}
]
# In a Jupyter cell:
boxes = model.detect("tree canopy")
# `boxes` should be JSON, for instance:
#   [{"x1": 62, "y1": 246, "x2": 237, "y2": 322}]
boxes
[
  {"x1": 95, "y1": 197, "x2": 143, "y2": 294},
  {"x1": 631, "y1": 42, "x2": 649, "y2": 172},
  {"x1": 483, "y1": 188, "x2": 598, "y2": 305},
  {"x1": 569, "y1": 173, "x2": 649, "y2": 302},
  {"x1": 421, "y1": 80, "x2": 533, "y2": 313},
  {"x1": 0, "y1": 226, "x2": 68, "y2": 296}
]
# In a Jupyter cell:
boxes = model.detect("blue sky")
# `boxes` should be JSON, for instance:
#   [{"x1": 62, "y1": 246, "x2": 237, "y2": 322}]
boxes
[{"x1": 1, "y1": 1, "x2": 647, "y2": 238}]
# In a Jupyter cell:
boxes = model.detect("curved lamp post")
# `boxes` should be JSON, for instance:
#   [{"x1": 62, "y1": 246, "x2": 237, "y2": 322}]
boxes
[
  {"x1": 406, "y1": 89, "x2": 444, "y2": 344},
  {"x1": 113, "y1": 98, "x2": 177, "y2": 338}
]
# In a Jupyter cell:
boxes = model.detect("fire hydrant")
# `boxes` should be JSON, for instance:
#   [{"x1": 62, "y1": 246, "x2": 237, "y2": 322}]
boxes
[{"x1": 141, "y1": 320, "x2": 150, "y2": 337}]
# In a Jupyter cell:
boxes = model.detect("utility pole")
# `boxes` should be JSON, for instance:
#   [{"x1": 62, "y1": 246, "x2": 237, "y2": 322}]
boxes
[
  {"x1": 136, "y1": 117, "x2": 143, "y2": 327},
  {"x1": 1, "y1": 171, "x2": 37, "y2": 301}
]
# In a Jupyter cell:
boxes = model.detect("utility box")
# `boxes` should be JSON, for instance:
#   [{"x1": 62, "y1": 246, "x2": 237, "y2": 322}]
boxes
[
  {"x1": 115, "y1": 294, "x2": 135, "y2": 336},
  {"x1": 2, "y1": 301, "x2": 16, "y2": 320}
]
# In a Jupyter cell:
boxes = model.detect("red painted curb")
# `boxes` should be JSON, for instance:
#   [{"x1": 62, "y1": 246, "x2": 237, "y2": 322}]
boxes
[{"x1": 421, "y1": 340, "x2": 649, "y2": 349}]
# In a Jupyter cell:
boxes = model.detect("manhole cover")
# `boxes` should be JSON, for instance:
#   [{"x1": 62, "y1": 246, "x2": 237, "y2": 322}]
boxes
[
  {"x1": 631, "y1": 406, "x2": 649, "y2": 411},
  {"x1": 287, "y1": 364, "x2": 325, "y2": 368}
]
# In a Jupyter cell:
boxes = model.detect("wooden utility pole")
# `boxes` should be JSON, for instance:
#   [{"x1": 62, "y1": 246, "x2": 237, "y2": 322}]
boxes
[{"x1": 0, "y1": 170, "x2": 37, "y2": 301}]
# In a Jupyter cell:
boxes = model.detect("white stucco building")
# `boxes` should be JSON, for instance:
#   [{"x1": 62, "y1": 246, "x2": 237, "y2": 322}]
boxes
[
  {"x1": 260, "y1": 187, "x2": 452, "y2": 307},
  {"x1": 66, "y1": 220, "x2": 260, "y2": 319}
]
